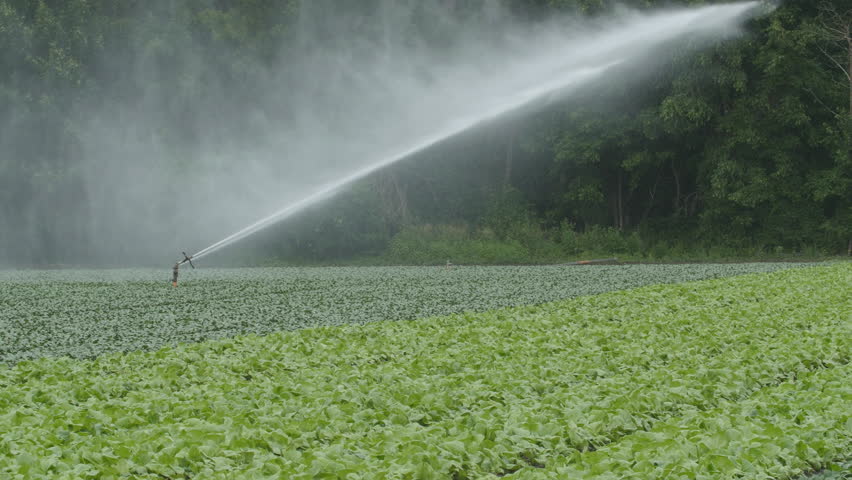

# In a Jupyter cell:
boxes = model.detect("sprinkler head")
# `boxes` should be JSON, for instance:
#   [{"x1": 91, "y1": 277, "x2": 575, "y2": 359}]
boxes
[{"x1": 182, "y1": 252, "x2": 195, "y2": 269}]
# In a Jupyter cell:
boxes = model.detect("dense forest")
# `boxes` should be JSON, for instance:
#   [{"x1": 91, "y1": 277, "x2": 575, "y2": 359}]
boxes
[{"x1": 0, "y1": 0, "x2": 850, "y2": 266}]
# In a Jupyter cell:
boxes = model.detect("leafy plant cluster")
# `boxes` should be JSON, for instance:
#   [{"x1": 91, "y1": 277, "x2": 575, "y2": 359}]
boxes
[
  {"x1": 0, "y1": 263, "x2": 807, "y2": 364},
  {"x1": 383, "y1": 221, "x2": 834, "y2": 265},
  {"x1": 0, "y1": 264, "x2": 848, "y2": 478}
]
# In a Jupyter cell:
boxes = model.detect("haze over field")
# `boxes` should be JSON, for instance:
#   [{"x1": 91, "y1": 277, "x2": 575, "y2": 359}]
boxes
[{"x1": 0, "y1": 0, "x2": 783, "y2": 266}]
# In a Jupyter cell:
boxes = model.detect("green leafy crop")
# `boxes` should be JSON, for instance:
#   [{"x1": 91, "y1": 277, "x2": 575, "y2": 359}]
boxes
[
  {"x1": 0, "y1": 263, "x2": 808, "y2": 364},
  {"x1": 0, "y1": 263, "x2": 848, "y2": 479}
]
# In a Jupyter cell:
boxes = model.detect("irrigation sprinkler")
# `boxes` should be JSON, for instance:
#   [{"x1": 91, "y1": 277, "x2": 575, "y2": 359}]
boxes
[{"x1": 171, "y1": 252, "x2": 195, "y2": 287}]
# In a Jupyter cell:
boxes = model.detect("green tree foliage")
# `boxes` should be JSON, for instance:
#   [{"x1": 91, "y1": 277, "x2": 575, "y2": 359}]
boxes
[
  {"x1": 499, "y1": 0, "x2": 851, "y2": 254},
  {"x1": 0, "y1": 0, "x2": 849, "y2": 265}
]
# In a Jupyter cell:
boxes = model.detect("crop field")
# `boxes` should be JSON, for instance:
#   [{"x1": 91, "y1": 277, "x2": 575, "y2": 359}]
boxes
[
  {"x1": 0, "y1": 263, "x2": 804, "y2": 364},
  {"x1": 1, "y1": 263, "x2": 850, "y2": 479}
]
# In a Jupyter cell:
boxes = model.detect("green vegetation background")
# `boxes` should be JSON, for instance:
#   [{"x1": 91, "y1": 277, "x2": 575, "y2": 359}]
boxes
[{"x1": 1, "y1": 0, "x2": 849, "y2": 265}]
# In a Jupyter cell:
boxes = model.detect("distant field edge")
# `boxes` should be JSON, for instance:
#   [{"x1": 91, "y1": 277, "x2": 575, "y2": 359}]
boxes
[{"x1": 0, "y1": 262, "x2": 814, "y2": 365}]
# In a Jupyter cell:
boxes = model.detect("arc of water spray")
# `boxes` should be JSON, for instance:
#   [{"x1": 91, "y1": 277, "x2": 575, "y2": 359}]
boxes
[
  {"x1": 189, "y1": 62, "x2": 619, "y2": 262},
  {"x1": 185, "y1": 1, "x2": 767, "y2": 264}
]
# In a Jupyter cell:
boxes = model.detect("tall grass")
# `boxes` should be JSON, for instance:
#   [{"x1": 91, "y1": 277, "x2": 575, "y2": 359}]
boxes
[{"x1": 383, "y1": 222, "x2": 835, "y2": 265}]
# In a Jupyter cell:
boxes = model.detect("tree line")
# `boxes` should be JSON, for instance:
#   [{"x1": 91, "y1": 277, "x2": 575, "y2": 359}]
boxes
[{"x1": 0, "y1": 0, "x2": 849, "y2": 265}]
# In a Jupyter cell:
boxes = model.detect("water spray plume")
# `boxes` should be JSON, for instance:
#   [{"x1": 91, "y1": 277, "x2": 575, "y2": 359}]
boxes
[
  {"x1": 183, "y1": 1, "x2": 765, "y2": 265},
  {"x1": 190, "y1": 62, "x2": 615, "y2": 262}
]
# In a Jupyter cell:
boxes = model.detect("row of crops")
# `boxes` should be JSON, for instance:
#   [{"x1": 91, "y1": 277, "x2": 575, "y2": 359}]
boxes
[
  {"x1": 0, "y1": 264, "x2": 848, "y2": 478},
  {"x1": 0, "y1": 263, "x2": 807, "y2": 364}
]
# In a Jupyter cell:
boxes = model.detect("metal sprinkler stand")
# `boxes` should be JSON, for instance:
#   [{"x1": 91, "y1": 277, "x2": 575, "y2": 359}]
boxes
[{"x1": 171, "y1": 252, "x2": 195, "y2": 287}]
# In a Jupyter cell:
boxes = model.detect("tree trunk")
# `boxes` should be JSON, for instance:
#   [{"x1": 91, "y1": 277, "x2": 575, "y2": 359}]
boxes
[
  {"x1": 376, "y1": 172, "x2": 409, "y2": 225},
  {"x1": 390, "y1": 173, "x2": 409, "y2": 223},
  {"x1": 671, "y1": 160, "x2": 682, "y2": 216},
  {"x1": 616, "y1": 170, "x2": 624, "y2": 230},
  {"x1": 640, "y1": 173, "x2": 660, "y2": 223},
  {"x1": 504, "y1": 130, "x2": 514, "y2": 188},
  {"x1": 818, "y1": 2, "x2": 852, "y2": 116}
]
